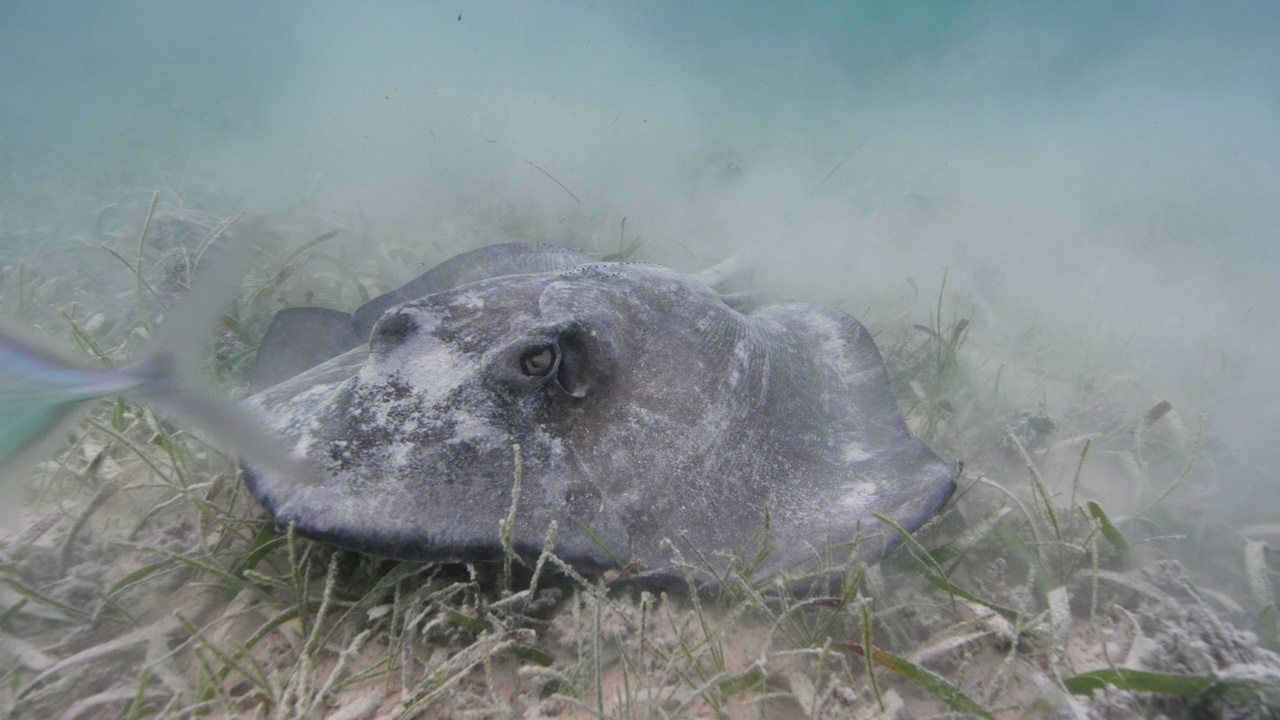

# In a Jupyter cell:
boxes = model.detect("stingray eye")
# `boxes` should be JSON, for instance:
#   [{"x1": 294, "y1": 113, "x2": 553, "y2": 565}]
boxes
[{"x1": 520, "y1": 345, "x2": 557, "y2": 376}]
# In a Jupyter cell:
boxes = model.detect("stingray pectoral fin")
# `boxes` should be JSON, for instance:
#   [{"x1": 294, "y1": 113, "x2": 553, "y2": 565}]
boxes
[
  {"x1": 865, "y1": 446, "x2": 957, "y2": 551},
  {"x1": 746, "y1": 300, "x2": 957, "y2": 573},
  {"x1": 248, "y1": 307, "x2": 363, "y2": 394}
]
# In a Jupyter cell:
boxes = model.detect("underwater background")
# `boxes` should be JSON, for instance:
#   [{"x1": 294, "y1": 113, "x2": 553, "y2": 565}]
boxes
[
  {"x1": 3, "y1": 2, "x2": 1280, "y2": 717},
  {"x1": 4, "y1": 4, "x2": 1276, "y2": 506}
]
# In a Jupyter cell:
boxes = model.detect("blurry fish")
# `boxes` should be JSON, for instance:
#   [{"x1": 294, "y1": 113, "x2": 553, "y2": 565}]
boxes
[{"x1": 0, "y1": 249, "x2": 318, "y2": 523}]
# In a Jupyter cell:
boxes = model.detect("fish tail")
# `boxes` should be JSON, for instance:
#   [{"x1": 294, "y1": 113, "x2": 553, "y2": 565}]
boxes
[
  {"x1": 134, "y1": 245, "x2": 323, "y2": 483},
  {"x1": 0, "y1": 326, "x2": 141, "y2": 475},
  {"x1": 0, "y1": 327, "x2": 143, "y2": 525},
  {"x1": 0, "y1": 245, "x2": 320, "y2": 527},
  {"x1": 146, "y1": 382, "x2": 322, "y2": 484}
]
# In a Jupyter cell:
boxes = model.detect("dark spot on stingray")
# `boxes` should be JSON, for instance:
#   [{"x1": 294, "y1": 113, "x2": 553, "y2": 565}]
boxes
[
  {"x1": 242, "y1": 242, "x2": 956, "y2": 588},
  {"x1": 370, "y1": 310, "x2": 418, "y2": 351}
]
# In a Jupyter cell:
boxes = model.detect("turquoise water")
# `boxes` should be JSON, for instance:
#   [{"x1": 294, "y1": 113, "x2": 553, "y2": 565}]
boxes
[{"x1": 1, "y1": 2, "x2": 1278, "y2": 517}]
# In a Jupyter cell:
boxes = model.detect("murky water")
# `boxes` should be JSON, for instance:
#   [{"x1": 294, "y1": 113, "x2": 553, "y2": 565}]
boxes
[{"x1": 2, "y1": 3, "x2": 1279, "y2": 715}]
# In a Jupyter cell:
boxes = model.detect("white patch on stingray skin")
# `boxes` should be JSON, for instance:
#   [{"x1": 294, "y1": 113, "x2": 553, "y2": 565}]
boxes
[
  {"x1": 388, "y1": 441, "x2": 414, "y2": 469},
  {"x1": 445, "y1": 409, "x2": 504, "y2": 449},
  {"x1": 838, "y1": 480, "x2": 879, "y2": 514},
  {"x1": 361, "y1": 339, "x2": 473, "y2": 433},
  {"x1": 726, "y1": 339, "x2": 751, "y2": 387},
  {"x1": 818, "y1": 321, "x2": 859, "y2": 379},
  {"x1": 245, "y1": 376, "x2": 355, "y2": 465},
  {"x1": 454, "y1": 289, "x2": 486, "y2": 311},
  {"x1": 843, "y1": 444, "x2": 872, "y2": 463}
]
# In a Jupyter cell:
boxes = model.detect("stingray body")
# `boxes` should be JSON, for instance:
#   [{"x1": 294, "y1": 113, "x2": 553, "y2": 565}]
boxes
[{"x1": 244, "y1": 243, "x2": 954, "y2": 585}]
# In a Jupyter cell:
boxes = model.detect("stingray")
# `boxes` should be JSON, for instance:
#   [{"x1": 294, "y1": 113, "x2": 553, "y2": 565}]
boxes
[{"x1": 243, "y1": 243, "x2": 955, "y2": 586}]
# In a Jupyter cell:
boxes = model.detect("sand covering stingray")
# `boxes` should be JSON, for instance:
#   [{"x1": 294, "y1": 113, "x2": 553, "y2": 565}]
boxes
[{"x1": 242, "y1": 243, "x2": 955, "y2": 586}]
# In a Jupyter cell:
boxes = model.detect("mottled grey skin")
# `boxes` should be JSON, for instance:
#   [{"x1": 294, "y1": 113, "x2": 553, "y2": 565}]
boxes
[
  {"x1": 249, "y1": 243, "x2": 597, "y2": 394},
  {"x1": 243, "y1": 244, "x2": 954, "y2": 586},
  {"x1": 351, "y1": 243, "x2": 598, "y2": 338}
]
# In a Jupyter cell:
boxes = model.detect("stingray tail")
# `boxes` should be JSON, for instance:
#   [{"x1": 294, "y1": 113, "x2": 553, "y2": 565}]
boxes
[
  {"x1": 694, "y1": 255, "x2": 746, "y2": 290},
  {"x1": 695, "y1": 255, "x2": 753, "y2": 310}
]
